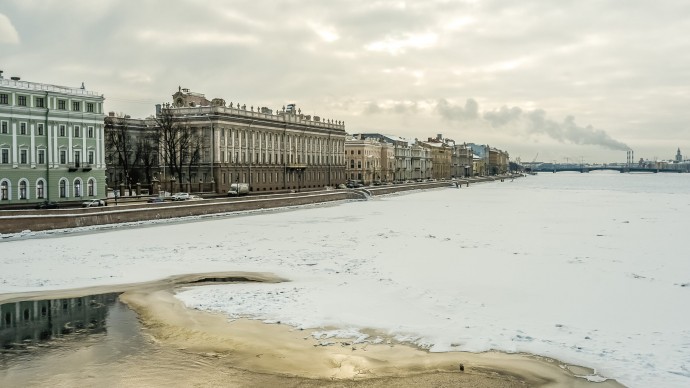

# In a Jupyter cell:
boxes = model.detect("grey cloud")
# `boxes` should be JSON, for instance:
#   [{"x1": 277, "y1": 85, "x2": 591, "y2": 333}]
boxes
[
  {"x1": 436, "y1": 98, "x2": 479, "y2": 121},
  {"x1": 363, "y1": 101, "x2": 419, "y2": 115},
  {"x1": 483, "y1": 106, "x2": 523, "y2": 127},
  {"x1": 364, "y1": 102, "x2": 383, "y2": 114}
]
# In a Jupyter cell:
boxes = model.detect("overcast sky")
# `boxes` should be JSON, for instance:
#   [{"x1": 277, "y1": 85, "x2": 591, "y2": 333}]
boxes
[{"x1": 2, "y1": 0, "x2": 689, "y2": 163}]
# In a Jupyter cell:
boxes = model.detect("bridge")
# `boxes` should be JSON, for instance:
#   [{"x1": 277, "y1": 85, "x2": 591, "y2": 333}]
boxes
[{"x1": 532, "y1": 165, "x2": 688, "y2": 173}]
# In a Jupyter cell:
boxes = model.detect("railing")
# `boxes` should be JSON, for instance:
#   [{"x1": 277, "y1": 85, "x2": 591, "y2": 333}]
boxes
[
  {"x1": 0, "y1": 78, "x2": 102, "y2": 96},
  {"x1": 174, "y1": 106, "x2": 346, "y2": 131}
]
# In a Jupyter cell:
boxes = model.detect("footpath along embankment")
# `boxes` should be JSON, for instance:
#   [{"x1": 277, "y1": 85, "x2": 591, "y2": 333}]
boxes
[{"x1": 0, "y1": 176, "x2": 516, "y2": 234}]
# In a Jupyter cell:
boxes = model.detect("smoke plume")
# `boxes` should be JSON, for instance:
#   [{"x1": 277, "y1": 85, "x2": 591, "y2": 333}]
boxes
[{"x1": 438, "y1": 99, "x2": 630, "y2": 151}]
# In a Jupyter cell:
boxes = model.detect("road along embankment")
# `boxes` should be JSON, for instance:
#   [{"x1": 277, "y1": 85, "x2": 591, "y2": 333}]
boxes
[{"x1": 0, "y1": 176, "x2": 518, "y2": 234}]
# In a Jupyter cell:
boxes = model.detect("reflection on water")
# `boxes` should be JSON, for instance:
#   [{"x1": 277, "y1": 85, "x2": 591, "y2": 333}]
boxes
[
  {"x1": 0, "y1": 293, "x2": 156, "y2": 386},
  {"x1": 0, "y1": 292, "x2": 539, "y2": 387},
  {"x1": 0, "y1": 293, "x2": 119, "y2": 350}
]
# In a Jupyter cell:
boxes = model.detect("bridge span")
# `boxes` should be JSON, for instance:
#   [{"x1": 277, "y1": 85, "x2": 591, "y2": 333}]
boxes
[{"x1": 533, "y1": 165, "x2": 688, "y2": 173}]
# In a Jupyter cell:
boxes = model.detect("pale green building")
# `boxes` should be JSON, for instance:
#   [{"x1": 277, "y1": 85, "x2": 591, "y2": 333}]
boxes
[{"x1": 0, "y1": 73, "x2": 106, "y2": 206}]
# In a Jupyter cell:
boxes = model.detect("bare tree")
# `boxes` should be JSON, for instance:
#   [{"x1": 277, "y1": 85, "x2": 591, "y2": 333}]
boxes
[
  {"x1": 105, "y1": 116, "x2": 139, "y2": 194},
  {"x1": 153, "y1": 106, "x2": 201, "y2": 191},
  {"x1": 184, "y1": 131, "x2": 202, "y2": 184},
  {"x1": 136, "y1": 132, "x2": 158, "y2": 185}
]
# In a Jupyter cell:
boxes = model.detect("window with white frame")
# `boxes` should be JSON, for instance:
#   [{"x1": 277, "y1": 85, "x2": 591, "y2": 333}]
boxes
[
  {"x1": 88, "y1": 151, "x2": 94, "y2": 165},
  {"x1": 58, "y1": 100, "x2": 66, "y2": 110},
  {"x1": 19, "y1": 180, "x2": 27, "y2": 199},
  {"x1": 1, "y1": 149, "x2": 9, "y2": 164},
  {"x1": 0, "y1": 121, "x2": 7, "y2": 134},
  {"x1": 88, "y1": 126, "x2": 94, "y2": 138},
  {"x1": 59, "y1": 150, "x2": 66, "y2": 164},
  {"x1": 0, "y1": 180, "x2": 8, "y2": 200},
  {"x1": 37, "y1": 149, "x2": 45, "y2": 165},
  {"x1": 18, "y1": 95, "x2": 27, "y2": 106},
  {"x1": 74, "y1": 126, "x2": 80, "y2": 138},
  {"x1": 20, "y1": 149, "x2": 28, "y2": 164},
  {"x1": 36, "y1": 179, "x2": 45, "y2": 199},
  {"x1": 59, "y1": 179, "x2": 67, "y2": 198},
  {"x1": 20, "y1": 122, "x2": 26, "y2": 135},
  {"x1": 37, "y1": 123, "x2": 44, "y2": 136},
  {"x1": 74, "y1": 180, "x2": 81, "y2": 197},
  {"x1": 88, "y1": 179, "x2": 95, "y2": 196},
  {"x1": 35, "y1": 97, "x2": 45, "y2": 108},
  {"x1": 0, "y1": 94, "x2": 8, "y2": 105},
  {"x1": 72, "y1": 101, "x2": 81, "y2": 111},
  {"x1": 86, "y1": 103, "x2": 94, "y2": 113},
  {"x1": 59, "y1": 125, "x2": 66, "y2": 136}
]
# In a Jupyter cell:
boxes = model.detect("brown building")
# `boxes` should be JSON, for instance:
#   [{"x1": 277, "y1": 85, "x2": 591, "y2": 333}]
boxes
[
  {"x1": 420, "y1": 135, "x2": 452, "y2": 180},
  {"x1": 488, "y1": 147, "x2": 509, "y2": 175}
]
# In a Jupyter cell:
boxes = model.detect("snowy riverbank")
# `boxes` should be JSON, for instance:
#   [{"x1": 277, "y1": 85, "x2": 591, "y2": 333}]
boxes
[{"x1": 2, "y1": 172, "x2": 689, "y2": 387}]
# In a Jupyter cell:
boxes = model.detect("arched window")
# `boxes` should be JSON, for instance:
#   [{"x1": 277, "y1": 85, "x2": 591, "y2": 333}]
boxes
[
  {"x1": 19, "y1": 180, "x2": 27, "y2": 199},
  {"x1": 87, "y1": 179, "x2": 95, "y2": 196},
  {"x1": 36, "y1": 179, "x2": 45, "y2": 199},
  {"x1": 59, "y1": 179, "x2": 67, "y2": 198},
  {"x1": 0, "y1": 180, "x2": 8, "y2": 200},
  {"x1": 74, "y1": 179, "x2": 82, "y2": 197}
]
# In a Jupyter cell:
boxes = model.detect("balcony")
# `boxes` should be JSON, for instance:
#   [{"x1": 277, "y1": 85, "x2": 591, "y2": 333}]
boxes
[
  {"x1": 82, "y1": 164, "x2": 92, "y2": 172},
  {"x1": 68, "y1": 163, "x2": 79, "y2": 172}
]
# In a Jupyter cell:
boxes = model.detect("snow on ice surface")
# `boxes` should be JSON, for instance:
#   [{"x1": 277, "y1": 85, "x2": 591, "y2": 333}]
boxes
[{"x1": 2, "y1": 172, "x2": 690, "y2": 387}]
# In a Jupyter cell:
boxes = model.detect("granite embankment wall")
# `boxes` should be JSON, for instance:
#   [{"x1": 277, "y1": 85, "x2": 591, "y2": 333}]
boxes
[{"x1": 0, "y1": 177, "x2": 512, "y2": 234}]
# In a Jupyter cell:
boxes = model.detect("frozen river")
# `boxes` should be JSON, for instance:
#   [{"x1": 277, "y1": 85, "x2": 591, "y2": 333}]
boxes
[{"x1": 2, "y1": 172, "x2": 689, "y2": 387}]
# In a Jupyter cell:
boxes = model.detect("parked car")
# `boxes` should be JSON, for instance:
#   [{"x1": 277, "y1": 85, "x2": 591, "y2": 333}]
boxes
[
  {"x1": 147, "y1": 197, "x2": 166, "y2": 203},
  {"x1": 81, "y1": 199, "x2": 107, "y2": 207},
  {"x1": 171, "y1": 192, "x2": 190, "y2": 201},
  {"x1": 36, "y1": 200, "x2": 59, "y2": 209}
]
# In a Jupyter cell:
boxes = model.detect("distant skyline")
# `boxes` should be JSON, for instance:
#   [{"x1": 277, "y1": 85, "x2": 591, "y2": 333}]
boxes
[{"x1": 2, "y1": 0, "x2": 689, "y2": 163}]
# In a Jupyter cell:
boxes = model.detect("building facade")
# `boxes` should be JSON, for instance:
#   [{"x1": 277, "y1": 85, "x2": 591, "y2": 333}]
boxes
[
  {"x1": 349, "y1": 133, "x2": 434, "y2": 182},
  {"x1": 344, "y1": 136, "x2": 382, "y2": 184},
  {"x1": 420, "y1": 136, "x2": 452, "y2": 180},
  {"x1": 0, "y1": 73, "x2": 106, "y2": 206},
  {"x1": 159, "y1": 88, "x2": 347, "y2": 194},
  {"x1": 451, "y1": 143, "x2": 474, "y2": 178}
]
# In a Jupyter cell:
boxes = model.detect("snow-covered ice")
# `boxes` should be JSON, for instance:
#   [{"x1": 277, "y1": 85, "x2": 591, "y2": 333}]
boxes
[{"x1": 2, "y1": 172, "x2": 689, "y2": 387}]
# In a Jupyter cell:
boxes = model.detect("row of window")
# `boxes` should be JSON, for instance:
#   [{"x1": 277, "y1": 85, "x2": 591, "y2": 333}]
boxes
[
  {"x1": 0, "y1": 178, "x2": 98, "y2": 200},
  {"x1": 0, "y1": 121, "x2": 96, "y2": 137},
  {"x1": 0, "y1": 148, "x2": 95, "y2": 166},
  {"x1": 0, "y1": 93, "x2": 95, "y2": 112}
]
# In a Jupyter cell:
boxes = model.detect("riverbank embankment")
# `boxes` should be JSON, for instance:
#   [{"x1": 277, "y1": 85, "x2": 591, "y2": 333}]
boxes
[{"x1": 0, "y1": 176, "x2": 516, "y2": 234}]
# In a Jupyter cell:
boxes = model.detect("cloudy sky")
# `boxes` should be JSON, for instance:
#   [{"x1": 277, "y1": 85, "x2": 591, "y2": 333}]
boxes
[{"x1": 2, "y1": 0, "x2": 689, "y2": 163}]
